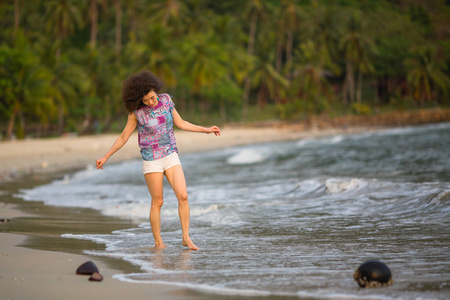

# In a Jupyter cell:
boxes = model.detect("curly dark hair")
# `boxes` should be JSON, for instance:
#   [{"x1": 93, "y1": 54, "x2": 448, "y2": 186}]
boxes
[{"x1": 122, "y1": 70, "x2": 163, "y2": 113}]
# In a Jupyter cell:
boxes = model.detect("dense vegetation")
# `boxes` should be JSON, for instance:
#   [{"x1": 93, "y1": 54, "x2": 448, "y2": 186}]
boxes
[{"x1": 1, "y1": 0, "x2": 449, "y2": 139}]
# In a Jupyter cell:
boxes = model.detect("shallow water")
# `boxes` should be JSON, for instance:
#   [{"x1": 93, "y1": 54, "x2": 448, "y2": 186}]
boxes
[{"x1": 18, "y1": 123, "x2": 450, "y2": 299}]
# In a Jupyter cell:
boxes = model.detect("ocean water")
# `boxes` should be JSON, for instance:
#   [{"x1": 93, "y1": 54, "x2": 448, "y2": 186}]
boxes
[{"x1": 18, "y1": 123, "x2": 450, "y2": 299}]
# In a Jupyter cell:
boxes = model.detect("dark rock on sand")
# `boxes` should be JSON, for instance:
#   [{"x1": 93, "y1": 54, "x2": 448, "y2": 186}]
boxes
[
  {"x1": 89, "y1": 272, "x2": 103, "y2": 282},
  {"x1": 76, "y1": 261, "x2": 99, "y2": 275},
  {"x1": 354, "y1": 260, "x2": 393, "y2": 288}
]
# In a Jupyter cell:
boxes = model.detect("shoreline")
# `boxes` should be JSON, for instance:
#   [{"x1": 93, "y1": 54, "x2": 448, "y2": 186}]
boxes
[
  {"x1": 1, "y1": 115, "x2": 449, "y2": 299},
  {"x1": 0, "y1": 124, "x2": 372, "y2": 182},
  {"x1": 1, "y1": 107, "x2": 449, "y2": 182}
]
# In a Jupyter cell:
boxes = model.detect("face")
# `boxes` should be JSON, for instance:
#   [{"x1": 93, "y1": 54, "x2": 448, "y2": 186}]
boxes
[{"x1": 142, "y1": 90, "x2": 158, "y2": 107}]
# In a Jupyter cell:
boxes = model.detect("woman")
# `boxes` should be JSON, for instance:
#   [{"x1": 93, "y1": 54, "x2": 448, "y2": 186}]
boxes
[{"x1": 96, "y1": 70, "x2": 220, "y2": 250}]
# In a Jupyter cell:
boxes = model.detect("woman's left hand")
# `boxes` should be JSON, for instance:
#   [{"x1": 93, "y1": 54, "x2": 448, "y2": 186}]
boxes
[{"x1": 207, "y1": 126, "x2": 221, "y2": 136}]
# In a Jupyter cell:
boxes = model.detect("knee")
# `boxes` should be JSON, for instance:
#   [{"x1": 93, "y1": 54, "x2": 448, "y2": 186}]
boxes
[
  {"x1": 151, "y1": 197, "x2": 164, "y2": 208},
  {"x1": 177, "y1": 192, "x2": 188, "y2": 204}
]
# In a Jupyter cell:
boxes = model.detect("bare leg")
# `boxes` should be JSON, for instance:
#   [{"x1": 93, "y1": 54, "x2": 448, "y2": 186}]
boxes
[
  {"x1": 165, "y1": 165, "x2": 199, "y2": 250},
  {"x1": 144, "y1": 172, "x2": 166, "y2": 250}
]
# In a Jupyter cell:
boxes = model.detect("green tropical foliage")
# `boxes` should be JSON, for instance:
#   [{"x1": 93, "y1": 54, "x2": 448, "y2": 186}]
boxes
[
  {"x1": 405, "y1": 46, "x2": 449, "y2": 103},
  {"x1": 0, "y1": 0, "x2": 448, "y2": 139}
]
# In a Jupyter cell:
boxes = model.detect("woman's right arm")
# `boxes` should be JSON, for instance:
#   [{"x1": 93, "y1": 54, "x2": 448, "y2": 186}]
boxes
[{"x1": 96, "y1": 113, "x2": 137, "y2": 169}]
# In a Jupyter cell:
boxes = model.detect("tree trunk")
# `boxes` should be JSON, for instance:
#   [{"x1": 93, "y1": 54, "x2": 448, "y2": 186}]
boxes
[
  {"x1": 242, "y1": 79, "x2": 251, "y2": 121},
  {"x1": 56, "y1": 36, "x2": 61, "y2": 62},
  {"x1": 356, "y1": 71, "x2": 363, "y2": 103},
  {"x1": 374, "y1": 80, "x2": 378, "y2": 104},
  {"x1": 425, "y1": 79, "x2": 432, "y2": 102},
  {"x1": 161, "y1": 6, "x2": 169, "y2": 27},
  {"x1": 242, "y1": 13, "x2": 257, "y2": 121},
  {"x1": 58, "y1": 106, "x2": 64, "y2": 134},
  {"x1": 7, "y1": 102, "x2": 19, "y2": 139},
  {"x1": 275, "y1": 33, "x2": 283, "y2": 74},
  {"x1": 342, "y1": 71, "x2": 348, "y2": 104},
  {"x1": 90, "y1": 0, "x2": 98, "y2": 48},
  {"x1": 275, "y1": 32, "x2": 283, "y2": 104},
  {"x1": 14, "y1": 0, "x2": 19, "y2": 36},
  {"x1": 285, "y1": 29, "x2": 293, "y2": 81},
  {"x1": 387, "y1": 77, "x2": 393, "y2": 99},
  {"x1": 257, "y1": 84, "x2": 269, "y2": 109},
  {"x1": 347, "y1": 62, "x2": 355, "y2": 103},
  {"x1": 129, "y1": 2, "x2": 137, "y2": 41},
  {"x1": 115, "y1": 0, "x2": 122, "y2": 65},
  {"x1": 220, "y1": 99, "x2": 226, "y2": 122},
  {"x1": 17, "y1": 109, "x2": 25, "y2": 139}
]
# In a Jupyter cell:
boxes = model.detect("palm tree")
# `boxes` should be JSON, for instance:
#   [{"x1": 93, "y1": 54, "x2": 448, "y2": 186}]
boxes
[
  {"x1": 88, "y1": 0, "x2": 97, "y2": 48},
  {"x1": 311, "y1": 5, "x2": 340, "y2": 76},
  {"x1": 278, "y1": 0, "x2": 303, "y2": 82},
  {"x1": 88, "y1": 0, "x2": 108, "y2": 48},
  {"x1": 1, "y1": 34, "x2": 55, "y2": 139},
  {"x1": 241, "y1": 0, "x2": 270, "y2": 120},
  {"x1": 148, "y1": 0, "x2": 189, "y2": 33},
  {"x1": 214, "y1": 14, "x2": 251, "y2": 89},
  {"x1": 51, "y1": 60, "x2": 89, "y2": 132},
  {"x1": 274, "y1": 5, "x2": 284, "y2": 75},
  {"x1": 405, "y1": 46, "x2": 449, "y2": 103},
  {"x1": 45, "y1": 0, "x2": 83, "y2": 133},
  {"x1": 177, "y1": 32, "x2": 230, "y2": 120},
  {"x1": 291, "y1": 40, "x2": 334, "y2": 113},
  {"x1": 144, "y1": 25, "x2": 178, "y2": 87},
  {"x1": 206, "y1": 14, "x2": 249, "y2": 121},
  {"x1": 115, "y1": 0, "x2": 122, "y2": 64},
  {"x1": 14, "y1": 0, "x2": 20, "y2": 36},
  {"x1": 45, "y1": 0, "x2": 83, "y2": 61},
  {"x1": 79, "y1": 45, "x2": 118, "y2": 132},
  {"x1": 252, "y1": 57, "x2": 289, "y2": 108},
  {"x1": 124, "y1": 0, "x2": 145, "y2": 42},
  {"x1": 202, "y1": 79, "x2": 243, "y2": 123},
  {"x1": 250, "y1": 26, "x2": 288, "y2": 109},
  {"x1": 181, "y1": 33, "x2": 228, "y2": 92},
  {"x1": 340, "y1": 13, "x2": 374, "y2": 104}
]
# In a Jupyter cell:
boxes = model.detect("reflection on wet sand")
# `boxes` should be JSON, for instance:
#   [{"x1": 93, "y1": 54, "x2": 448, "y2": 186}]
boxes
[{"x1": 150, "y1": 248, "x2": 193, "y2": 272}]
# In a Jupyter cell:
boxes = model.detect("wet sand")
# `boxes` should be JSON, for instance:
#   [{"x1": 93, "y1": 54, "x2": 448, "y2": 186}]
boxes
[{"x1": 0, "y1": 233, "x2": 200, "y2": 300}]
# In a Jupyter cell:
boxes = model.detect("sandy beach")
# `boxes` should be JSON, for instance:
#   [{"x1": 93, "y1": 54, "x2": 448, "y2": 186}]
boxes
[{"x1": 1, "y1": 111, "x2": 449, "y2": 299}]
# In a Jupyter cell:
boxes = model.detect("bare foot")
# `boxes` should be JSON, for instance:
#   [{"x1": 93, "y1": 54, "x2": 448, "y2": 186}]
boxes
[
  {"x1": 149, "y1": 243, "x2": 167, "y2": 250},
  {"x1": 182, "y1": 239, "x2": 199, "y2": 250}
]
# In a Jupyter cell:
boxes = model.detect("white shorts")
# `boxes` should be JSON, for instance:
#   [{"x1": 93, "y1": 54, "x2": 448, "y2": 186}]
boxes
[{"x1": 142, "y1": 152, "x2": 181, "y2": 175}]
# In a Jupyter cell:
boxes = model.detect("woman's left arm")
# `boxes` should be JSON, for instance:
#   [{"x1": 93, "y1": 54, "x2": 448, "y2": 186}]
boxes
[{"x1": 173, "y1": 108, "x2": 220, "y2": 136}]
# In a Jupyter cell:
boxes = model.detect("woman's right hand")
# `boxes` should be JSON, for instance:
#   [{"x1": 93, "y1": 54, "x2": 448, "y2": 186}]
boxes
[{"x1": 96, "y1": 157, "x2": 108, "y2": 169}]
